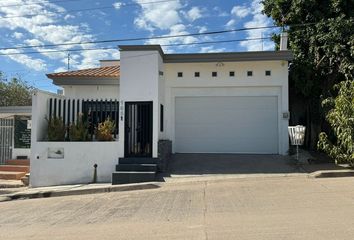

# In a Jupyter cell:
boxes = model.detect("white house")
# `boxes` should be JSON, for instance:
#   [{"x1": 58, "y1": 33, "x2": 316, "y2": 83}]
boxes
[{"x1": 30, "y1": 44, "x2": 293, "y2": 187}]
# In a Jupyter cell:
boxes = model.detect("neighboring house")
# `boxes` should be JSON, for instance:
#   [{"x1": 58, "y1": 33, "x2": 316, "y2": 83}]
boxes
[
  {"x1": 0, "y1": 106, "x2": 31, "y2": 181},
  {"x1": 0, "y1": 106, "x2": 31, "y2": 163},
  {"x1": 30, "y1": 42, "x2": 293, "y2": 187}
]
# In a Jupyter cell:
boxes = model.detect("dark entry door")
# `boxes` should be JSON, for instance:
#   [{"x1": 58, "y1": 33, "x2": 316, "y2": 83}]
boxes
[{"x1": 125, "y1": 102, "x2": 153, "y2": 157}]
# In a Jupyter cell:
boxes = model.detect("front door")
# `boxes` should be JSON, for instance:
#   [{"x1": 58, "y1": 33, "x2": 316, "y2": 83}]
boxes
[{"x1": 124, "y1": 102, "x2": 153, "y2": 157}]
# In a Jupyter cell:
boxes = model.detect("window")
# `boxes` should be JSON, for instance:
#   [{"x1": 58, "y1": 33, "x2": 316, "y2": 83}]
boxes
[
  {"x1": 194, "y1": 72, "x2": 200, "y2": 77},
  {"x1": 160, "y1": 104, "x2": 164, "y2": 132},
  {"x1": 177, "y1": 72, "x2": 183, "y2": 77},
  {"x1": 229, "y1": 71, "x2": 235, "y2": 77},
  {"x1": 265, "y1": 70, "x2": 271, "y2": 76},
  {"x1": 247, "y1": 71, "x2": 253, "y2": 77},
  {"x1": 212, "y1": 71, "x2": 217, "y2": 77},
  {"x1": 159, "y1": 71, "x2": 164, "y2": 76}
]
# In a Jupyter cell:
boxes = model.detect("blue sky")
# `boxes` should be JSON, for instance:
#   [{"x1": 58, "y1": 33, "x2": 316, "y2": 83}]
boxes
[{"x1": 0, "y1": 0, "x2": 276, "y2": 92}]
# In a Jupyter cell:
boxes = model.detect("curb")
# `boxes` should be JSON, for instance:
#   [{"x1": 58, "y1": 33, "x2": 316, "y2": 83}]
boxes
[
  {"x1": 0, "y1": 182, "x2": 161, "y2": 202},
  {"x1": 310, "y1": 170, "x2": 354, "y2": 178},
  {"x1": 0, "y1": 184, "x2": 25, "y2": 189}
]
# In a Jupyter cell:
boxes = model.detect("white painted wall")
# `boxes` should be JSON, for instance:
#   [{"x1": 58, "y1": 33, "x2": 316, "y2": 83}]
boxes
[
  {"x1": 62, "y1": 85, "x2": 120, "y2": 99},
  {"x1": 119, "y1": 50, "x2": 161, "y2": 157},
  {"x1": 164, "y1": 60, "x2": 289, "y2": 155},
  {"x1": 30, "y1": 141, "x2": 120, "y2": 187},
  {"x1": 30, "y1": 90, "x2": 123, "y2": 187}
]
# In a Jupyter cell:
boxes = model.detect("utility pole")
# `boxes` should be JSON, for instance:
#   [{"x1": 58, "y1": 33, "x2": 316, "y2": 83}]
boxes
[{"x1": 67, "y1": 52, "x2": 71, "y2": 71}]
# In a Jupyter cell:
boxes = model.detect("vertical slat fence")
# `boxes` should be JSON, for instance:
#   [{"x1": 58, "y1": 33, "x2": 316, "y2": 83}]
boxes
[{"x1": 47, "y1": 98, "x2": 119, "y2": 140}]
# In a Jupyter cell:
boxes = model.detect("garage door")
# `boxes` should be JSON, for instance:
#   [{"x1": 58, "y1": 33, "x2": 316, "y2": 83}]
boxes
[{"x1": 175, "y1": 96, "x2": 278, "y2": 154}]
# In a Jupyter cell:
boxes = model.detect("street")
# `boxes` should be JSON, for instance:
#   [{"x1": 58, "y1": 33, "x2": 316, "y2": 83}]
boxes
[{"x1": 1, "y1": 176, "x2": 354, "y2": 239}]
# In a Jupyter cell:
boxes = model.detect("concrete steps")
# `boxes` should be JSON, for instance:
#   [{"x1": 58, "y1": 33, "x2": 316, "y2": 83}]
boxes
[
  {"x1": 116, "y1": 163, "x2": 157, "y2": 172},
  {"x1": 112, "y1": 158, "x2": 158, "y2": 185},
  {"x1": 119, "y1": 157, "x2": 157, "y2": 164},
  {"x1": 0, "y1": 165, "x2": 30, "y2": 172},
  {"x1": 0, "y1": 171, "x2": 27, "y2": 180},
  {"x1": 112, "y1": 171, "x2": 156, "y2": 184},
  {"x1": 6, "y1": 159, "x2": 30, "y2": 166},
  {"x1": 0, "y1": 159, "x2": 30, "y2": 180}
]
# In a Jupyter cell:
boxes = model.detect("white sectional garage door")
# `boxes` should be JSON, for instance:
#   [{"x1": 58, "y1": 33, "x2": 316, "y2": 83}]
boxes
[{"x1": 175, "y1": 96, "x2": 278, "y2": 154}]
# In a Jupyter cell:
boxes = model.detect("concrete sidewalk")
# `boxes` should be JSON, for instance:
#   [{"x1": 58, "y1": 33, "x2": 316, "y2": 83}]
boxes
[{"x1": 0, "y1": 182, "x2": 161, "y2": 202}]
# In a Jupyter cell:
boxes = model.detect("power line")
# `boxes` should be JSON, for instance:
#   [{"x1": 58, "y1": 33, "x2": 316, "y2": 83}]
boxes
[
  {"x1": 0, "y1": 37, "x2": 273, "y2": 56},
  {"x1": 0, "y1": 0, "x2": 181, "y2": 19},
  {"x1": 0, "y1": 0, "x2": 82, "y2": 8},
  {"x1": 0, "y1": 25, "x2": 283, "y2": 51},
  {"x1": 0, "y1": 22, "x2": 321, "y2": 51}
]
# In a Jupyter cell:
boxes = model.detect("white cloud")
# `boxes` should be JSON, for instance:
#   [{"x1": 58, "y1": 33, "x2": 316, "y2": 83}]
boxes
[
  {"x1": 185, "y1": 7, "x2": 203, "y2": 21},
  {"x1": 0, "y1": 0, "x2": 120, "y2": 71},
  {"x1": 213, "y1": 6, "x2": 229, "y2": 17},
  {"x1": 12, "y1": 32, "x2": 23, "y2": 39},
  {"x1": 239, "y1": 0, "x2": 274, "y2": 51},
  {"x1": 0, "y1": 49, "x2": 46, "y2": 71},
  {"x1": 133, "y1": 0, "x2": 182, "y2": 31},
  {"x1": 113, "y1": 2, "x2": 122, "y2": 10},
  {"x1": 24, "y1": 38, "x2": 44, "y2": 46},
  {"x1": 54, "y1": 66, "x2": 67, "y2": 73},
  {"x1": 198, "y1": 26, "x2": 207, "y2": 33},
  {"x1": 199, "y1": 46, "x2": 226, "y2": 53},
  {"x1": 231, "y1": 5, "x2": 251, "y2": 18},
  {"x1": 146, "y1": 23, "x2": 198, "y2": 52},
  {"x1": 225, "y1": 19, "x2": 236, "y2": 28}
]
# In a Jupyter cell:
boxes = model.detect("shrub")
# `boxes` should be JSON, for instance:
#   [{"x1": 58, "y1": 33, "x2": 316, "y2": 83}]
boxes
[
  {"x1": 69, "y1": 114, "x2": 88, "y2": 141},
  {"x1": 46, "y1": 116, "x2": 65, "y2": 141},
  {"x1": 318, "y1": 80, "x2": 354, "y2": 165},
  {"x1": 96, "y1": 117, "x2": 115, "y2": 141}
]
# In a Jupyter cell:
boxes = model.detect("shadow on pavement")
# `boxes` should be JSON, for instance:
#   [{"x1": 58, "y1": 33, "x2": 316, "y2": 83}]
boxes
[{"x1": 164, "y1": 153, "x2": 348, "y2": 177}]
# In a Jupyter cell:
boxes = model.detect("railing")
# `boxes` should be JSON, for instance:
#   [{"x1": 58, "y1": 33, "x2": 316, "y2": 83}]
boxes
[{"x1": 48, "y1": 98, "x2": 119, "y2": 140}]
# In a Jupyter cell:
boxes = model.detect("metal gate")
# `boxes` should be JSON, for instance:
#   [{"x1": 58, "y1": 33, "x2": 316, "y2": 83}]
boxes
[
  {"x1": 125, "y1": 102, "x2": 153, "y2": 158},
  {"x1": 0, "y1": 118, "x2": 14, "y2": 164}
]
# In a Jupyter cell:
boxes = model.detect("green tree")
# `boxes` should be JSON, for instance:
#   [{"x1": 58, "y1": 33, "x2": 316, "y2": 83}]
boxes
[
  {"x1": 318, "y1": 80, "x2": 354, "y2": 165},
  {"x1": 262, "y1": 0, "x2": 354, "y2": 149},
  {"x1": 0, "y1": 71, "x2": 34, "y2": 106}
]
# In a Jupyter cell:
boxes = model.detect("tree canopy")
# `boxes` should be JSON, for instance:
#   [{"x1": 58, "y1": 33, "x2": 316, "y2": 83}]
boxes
[
  {"x1": 262, "y1": 0, "x2": 354, "y2": 149},
  {"x1": 263, "y1": 0, "x2": 353, "y2": 92},
  {"x1": 0, "y1": 72, "x2": 34, "y2": 106}
]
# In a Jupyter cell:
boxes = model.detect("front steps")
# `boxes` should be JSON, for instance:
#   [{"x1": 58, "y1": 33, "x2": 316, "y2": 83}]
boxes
[
  {"x1": 0, "y1": 159, "x2": 30, "y2": 180},
  {"x1": 112, "y1": 158, "x2": 158, "y2": 185}
]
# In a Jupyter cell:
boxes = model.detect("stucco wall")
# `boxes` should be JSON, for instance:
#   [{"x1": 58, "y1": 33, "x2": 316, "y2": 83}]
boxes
[
  {"x1": 30, "y1": 141, "x2": 120, "y2": 187},
  {"x1": 30, "y1": 91, "x2": 123, "y2": 187},
  {"x1": 61, "y1": 85, "x2": 119, "y2": 99},
  {"x1": 119, "y1": 50, "x2": 160, "y2": 157},
  {"x1": 163, "y1": 60, "x2": 289, "y2": 155}
]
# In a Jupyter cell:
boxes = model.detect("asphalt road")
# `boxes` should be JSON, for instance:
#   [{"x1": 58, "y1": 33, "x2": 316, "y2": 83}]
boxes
[{"x1": 1, "y1": 176, "x2": 354, "y2": 240}]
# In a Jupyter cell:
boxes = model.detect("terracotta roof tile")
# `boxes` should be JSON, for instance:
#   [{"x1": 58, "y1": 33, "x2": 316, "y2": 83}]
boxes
[{"x1": 46, "y1": 65, "x2": 120, "y2": 78}]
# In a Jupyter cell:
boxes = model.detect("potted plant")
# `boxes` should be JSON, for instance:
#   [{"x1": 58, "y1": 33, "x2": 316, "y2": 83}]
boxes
[{"x1": 96, "y1": 117, "x2": 115, "y2": 141}]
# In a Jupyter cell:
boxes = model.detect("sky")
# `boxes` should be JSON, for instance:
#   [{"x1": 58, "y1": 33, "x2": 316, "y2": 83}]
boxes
[{"x1": 0, "y1": 0, "x2": 277, "y2": 92}]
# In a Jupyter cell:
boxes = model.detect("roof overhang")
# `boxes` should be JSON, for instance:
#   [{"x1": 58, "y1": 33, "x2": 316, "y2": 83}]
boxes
[
  {"x1": 50, "y1": 77, "x2": 119, "y2": 86},
  {"x1": 118, "y1": 45, "x2": 293, "y2": 63},
  {"x1": 164, "y1": 50, "x2": 293, "y2": 63},
  {"x1": 119, "y1": 45, "x2": 165, "y2": 58},
  {"x1": 0, "y1": 106, "x2": 32, "y2": 114}
]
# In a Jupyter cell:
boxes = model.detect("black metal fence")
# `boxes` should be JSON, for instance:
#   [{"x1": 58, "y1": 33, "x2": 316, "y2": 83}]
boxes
[{"x1": 48, "y1": 98, "x2": 119, "y2": 139}]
